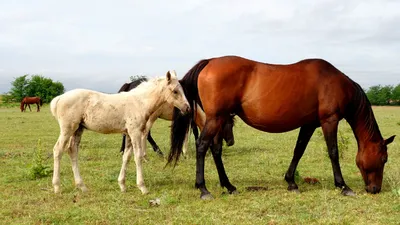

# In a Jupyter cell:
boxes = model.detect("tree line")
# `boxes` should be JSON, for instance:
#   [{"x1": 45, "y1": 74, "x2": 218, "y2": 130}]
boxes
[
  {"x1": 2, "y1": 74, "x2": 399, "y2": 106},
  {"x1": 365, "y1": 84, "x2": 400, "y2": 106},
  {"x1": 2, "y1": 74, "x2": 65, "y2": 104}
]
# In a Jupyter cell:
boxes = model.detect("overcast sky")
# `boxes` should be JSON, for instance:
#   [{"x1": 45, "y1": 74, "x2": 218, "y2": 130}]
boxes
[{"x1": 1, "y1": 0, "x2": 399, "y2": 93}]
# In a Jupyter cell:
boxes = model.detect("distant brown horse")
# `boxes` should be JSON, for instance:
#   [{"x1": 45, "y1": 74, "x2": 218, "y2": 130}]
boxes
[
  {"x1": 169, "y1": 55, "x2": 395, "y2": 199},
  {"x1": 20, "y1": 97, "x2": 43, "y2": 112}
]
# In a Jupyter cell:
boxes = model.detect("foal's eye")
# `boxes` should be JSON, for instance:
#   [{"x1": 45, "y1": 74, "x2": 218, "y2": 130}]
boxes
[{"x1": 173, "y1": 90, "x2": 178, "y2": 94}]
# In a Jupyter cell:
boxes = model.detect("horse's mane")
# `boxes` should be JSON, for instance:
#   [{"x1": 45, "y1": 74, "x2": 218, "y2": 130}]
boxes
[
  {"x1": 118, "y1": 77, "x2": 148, "y2": 93},
  {"x1": 125, "y1": 77, "x2": 167, "y2": 97},
  {"x1": 347, "y1": 77, "x2": 382, "y2": 141}
]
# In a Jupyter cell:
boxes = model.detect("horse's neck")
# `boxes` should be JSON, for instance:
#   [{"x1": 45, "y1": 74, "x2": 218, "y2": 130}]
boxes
[
  {"x1": 347, "y1": 104, "x2": 382, "y2": 148},
  {"x1": 131, "y1": 84, "x2": 168, "y2": 116}
]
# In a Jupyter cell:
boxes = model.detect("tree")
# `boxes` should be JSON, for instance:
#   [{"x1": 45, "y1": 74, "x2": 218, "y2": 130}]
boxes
[
  {"x1": 8, "y1": 75, "x2": 30, "y2": 102},
  {"x1": 391, "y1": 84, "x2": 400, "y2": 105},
  {"x1": 366, "y1": 85, "x2": 393, "y2": 105},
  {"x1": 130, "y1": 75, "x2": 147, "y2": 82},
  {"x1": 5, "y1": 74, "x2": 65, "y2": 103}
]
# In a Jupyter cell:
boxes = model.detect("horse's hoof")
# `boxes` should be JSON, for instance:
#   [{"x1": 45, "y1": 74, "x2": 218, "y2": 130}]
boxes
[
  {"x1": 341, "y1": 189, "x2": 356, "y2": 196},
  {"x1": 54, "y1": 186, "x2": 61, "y2": 194},
  {"x1": 155, "y1": 149, "x2": 164, "y2": 157},
  {"x1": 80, "y1": 186, "x2": 89, "y2": 193},
  {"x1": 288, "y1": 188, "x2": 300, "y2": 194},
  {"x1": 229, "y1": 190, "x2": 239, "y2": 195},
  {"x1": 200, "y1": 193, "x2": 214, "y2": 200}
]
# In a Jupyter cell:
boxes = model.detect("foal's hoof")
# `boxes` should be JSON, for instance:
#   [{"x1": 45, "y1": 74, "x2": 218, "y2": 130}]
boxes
[
  {"x1": 200, "y1": 193, "x2": 214, "y2": 200},
  {"x1": 341, "y1": 188, "x2": 356, "y2": 196}
]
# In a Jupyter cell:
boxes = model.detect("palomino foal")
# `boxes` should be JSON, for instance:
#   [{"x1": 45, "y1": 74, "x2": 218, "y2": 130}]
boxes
[{"x1": 50, "y1": 71, "x2": 189, "y2": 194}]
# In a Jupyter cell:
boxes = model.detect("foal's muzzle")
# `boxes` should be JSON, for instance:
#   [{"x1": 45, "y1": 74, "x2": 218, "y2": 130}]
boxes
[{"x1": 181, "y1": 104, "x2": 191, "y2": 115}]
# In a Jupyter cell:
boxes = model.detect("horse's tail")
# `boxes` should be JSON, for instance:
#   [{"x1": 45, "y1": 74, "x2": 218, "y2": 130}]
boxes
[
  {"x1": 50, "y1": 96, "x2": 61, "y2": 119},
  {"x1": 167, "y1": 59, "x2": 210, "y2": 166}
]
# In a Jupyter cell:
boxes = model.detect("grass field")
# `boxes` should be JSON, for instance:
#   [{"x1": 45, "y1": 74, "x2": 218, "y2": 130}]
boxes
[{"x1": 0, "y1": 105, "x2": 399, "y2": 224}]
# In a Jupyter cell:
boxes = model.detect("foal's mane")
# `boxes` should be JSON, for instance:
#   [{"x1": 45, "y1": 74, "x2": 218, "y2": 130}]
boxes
[
  {"x1": 347, "y1": 77, "x2": 382, "y2": 141},
  {"x1": 126, "y1": 77, "x2": 169, "y2": 97}
]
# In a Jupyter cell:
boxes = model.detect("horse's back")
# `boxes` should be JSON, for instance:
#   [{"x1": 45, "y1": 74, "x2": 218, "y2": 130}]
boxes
[{"x1": 198, "y1": 56, "x2": 356, "y2": 132}]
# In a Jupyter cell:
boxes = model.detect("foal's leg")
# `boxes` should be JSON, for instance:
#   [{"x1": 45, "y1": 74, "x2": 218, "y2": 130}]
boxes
[
  {"x1": 147, "y1": 130, "x2": 163, "y2": 156},
  {"x1": 321, "y1": 118, "x2": 355, "y2": 196},
  {"x1": 135, "y1": 133, "x2": 149, "y2": 194},
  {"x1": 118, "y1": 135, "x2": 133, "y2": 192},
  {"x1": 284, "y1": 125, "x2": 316, "y2": 193},
  {"x1": 52, "y1": 129, "x2": 74, "y2": 193},
  {"x1": 196, "y1": 117, "x2": 224, "y2": 200},
  {"x1": 210, "y1": 131, "x2": 237, "y2": 194},
  {"x1": 182, "y1": 129, "x2": 189, "y2": 156},
  {"x1": 68, "y1": 127, "x2": 87, "y2": 192}
]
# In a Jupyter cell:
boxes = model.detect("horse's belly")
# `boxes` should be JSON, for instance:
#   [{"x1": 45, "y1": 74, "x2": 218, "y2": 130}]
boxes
[{"x1": 239, "y1": 107, "x2": 318, "y2": 133}]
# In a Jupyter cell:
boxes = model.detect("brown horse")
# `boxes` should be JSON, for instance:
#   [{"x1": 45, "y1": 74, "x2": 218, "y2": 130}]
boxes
[
  {"x1": 169, "y1": 55, "x2": 395, "y2": 199},
  {"x1": 20, "y1": 97, "x2": 43, "y2": 112}
]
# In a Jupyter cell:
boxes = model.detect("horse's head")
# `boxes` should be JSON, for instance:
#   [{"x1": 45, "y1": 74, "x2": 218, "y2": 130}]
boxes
[
  {"x1": 356, "y1": 135, "x2": 395, "y2": 194},
  {"x1": 164, "y1": 70, "x2": 190, "y2": 115}
]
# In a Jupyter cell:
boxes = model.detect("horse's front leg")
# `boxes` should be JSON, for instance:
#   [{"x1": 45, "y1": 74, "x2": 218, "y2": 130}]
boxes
[
  {"x1": 321, "y1": 118, "x2": 355, "y2": 196},
  {"x1": 136, "y1": 132, "x2": 149, "y2": 194},
  {"x1": 37, "y1": 103, "x2": 40, "y2": 112},
  {"x1": 118, "y1": 134, "x2": 133, "y2": 192},
  {"x1": 27, "y1": 104, "x2": 32, "y2": 112}
]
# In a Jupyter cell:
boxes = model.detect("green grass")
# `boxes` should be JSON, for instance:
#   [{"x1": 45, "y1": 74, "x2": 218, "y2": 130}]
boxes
[{"x1": 0, "y1": 105, "x2": 399, "y2": 224}]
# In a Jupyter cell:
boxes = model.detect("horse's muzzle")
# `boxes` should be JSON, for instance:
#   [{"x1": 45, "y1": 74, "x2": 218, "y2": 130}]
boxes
[
  {"x1": 365, "y1": 185, "x2": 381, "y2": 194},
  {"x1": 181, "y1": 104, "x2": 191, "y2": 115}
]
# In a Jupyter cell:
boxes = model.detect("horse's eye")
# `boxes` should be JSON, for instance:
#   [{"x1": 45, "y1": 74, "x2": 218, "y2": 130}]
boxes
[{"x1": 173, "y1": 90, "x2": 178, "y2": 94}]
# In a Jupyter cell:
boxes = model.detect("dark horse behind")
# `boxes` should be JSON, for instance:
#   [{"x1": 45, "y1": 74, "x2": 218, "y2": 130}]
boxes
[
  {"x1": 20, "y1": 96, "x2": 43, "y2": 112},
  {"x1": 169, "y1": 55, "x2": 395, "y2": 199}
]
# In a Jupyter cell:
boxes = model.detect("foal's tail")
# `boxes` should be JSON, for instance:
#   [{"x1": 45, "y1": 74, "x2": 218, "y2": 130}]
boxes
[
  {"x1": 50, "y1": 96, "x2": 61, "y2": 120},
  {"x1": 167, "y1": 59, "x2": 209, "y2": 166}
]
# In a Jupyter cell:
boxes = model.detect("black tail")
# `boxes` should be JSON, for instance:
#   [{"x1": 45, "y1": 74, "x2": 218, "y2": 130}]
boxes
[{"x1": 167, "y1": 59, "x2": 210, "y2": 166}]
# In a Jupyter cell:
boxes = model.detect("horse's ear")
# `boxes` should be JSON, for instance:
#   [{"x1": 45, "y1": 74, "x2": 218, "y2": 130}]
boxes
[
  {"x1": 166, "y1": 71, "x2": 172, "y2": 83},
  {"x1": 384, "y1": 135, "x2": 395, "y2": 146}
]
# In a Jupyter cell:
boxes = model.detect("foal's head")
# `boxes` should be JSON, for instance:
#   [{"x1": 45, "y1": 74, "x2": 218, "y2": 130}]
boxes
[
  {"x1": 356, "y1": 135, "x2": 395, "y2": 194},
  {"x1": 163, "y1": 70, "x2": 190, "y2": 115}
]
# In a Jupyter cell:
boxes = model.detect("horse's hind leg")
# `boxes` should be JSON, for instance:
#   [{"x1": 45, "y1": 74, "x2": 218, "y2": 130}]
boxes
[
  {"x1": 68, "y1": 126, "x2": 87, "y2": 192},
  {"x1": 196, "y1": 117, "x2": 225, "y2": 200},
  {"x1": 210, "y1": 131, "x2": 237, "y2": 194},
  {"x1": 284, "y1": 125, "x2": 316, "y2": 193},
  {"x1": 321, "y1": 118, "x2": 355, "y2": 196},
  {"x1": 118, "y1": 134, "x2": 135, "y2": 192},
  {"x1": 52, "y1": 130, "x2": 74, "y2": 193},
  {"x1": 147, "y1": 130, "x2": 163, "y2": 156}
]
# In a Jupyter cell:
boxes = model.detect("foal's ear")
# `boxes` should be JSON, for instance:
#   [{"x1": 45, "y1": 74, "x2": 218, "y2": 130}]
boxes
[
  {"x1": 166, "y1": 70, "x2": 177, "y2": 83},
  {"x1": 384, "y1": 135, "x2": 396, "y2": 146},
  {"x1": 166, "y1": 71, "x2": 172, "y2": 83}
]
